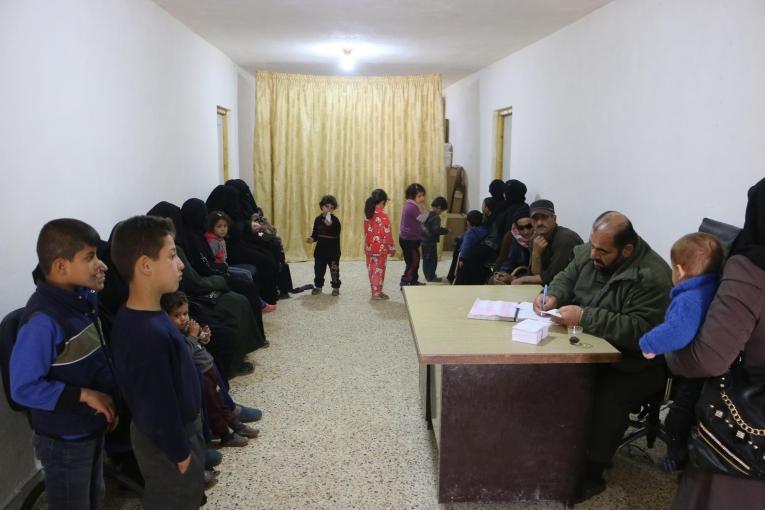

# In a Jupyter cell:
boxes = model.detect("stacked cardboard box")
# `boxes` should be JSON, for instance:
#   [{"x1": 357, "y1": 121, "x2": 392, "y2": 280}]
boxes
[{"x1": 444, "y1": 213, "x2": 467, "y2": 250}]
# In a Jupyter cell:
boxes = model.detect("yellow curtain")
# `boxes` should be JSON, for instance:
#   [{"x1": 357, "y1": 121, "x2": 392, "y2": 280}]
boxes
[{"x1": 254, "y1": 71, "x2": 445, "y2": 261}]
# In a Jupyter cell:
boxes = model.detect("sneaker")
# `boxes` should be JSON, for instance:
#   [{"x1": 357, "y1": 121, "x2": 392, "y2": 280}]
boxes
[
  {"x1": 311, "y1": 287, "x2": 322, "y2": 295},
  {"x1": 331, "y1": 288, "x2": 340, "y2": 296},
  {"x1": 205, "y1": 449, "x2": 223, "y2": 469},
  {"x1": 234, "y1": 423, "x2": 260, "y2": 438},
  {"x1": 262, "y1": 303, "x2": 277, "y2": 313},
  {"x1": 235, "y1": 405, "x2": 263, "y2": 422},
  {"x1": 237, "y1": 361, "x2": 254, "y2": 375},
  {"x1": 378, "y1": 292, "x2": 390, "y2": 300},
  {"x1": 204, "y1": 469, "x2": 219, "y2": 488},
  {"x1": 220, "y1": 432, "x2": 248, "y2": 447},
  {"x1": 371, "y1": 294, "x2": 385, "y2": 300}
]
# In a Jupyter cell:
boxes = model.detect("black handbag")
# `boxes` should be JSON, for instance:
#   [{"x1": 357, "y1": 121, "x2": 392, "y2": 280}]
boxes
[{"x1": 689, "y1": 357, "x2": 765, "y2": 479}]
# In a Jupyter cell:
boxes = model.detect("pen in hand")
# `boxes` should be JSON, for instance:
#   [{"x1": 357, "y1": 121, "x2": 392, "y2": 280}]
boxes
[{"x1": 542, "y1": 284, "x2": 548, "y2": 308}]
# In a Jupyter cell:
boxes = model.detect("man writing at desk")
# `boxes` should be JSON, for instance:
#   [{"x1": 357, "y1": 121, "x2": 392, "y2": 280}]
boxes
[{"x1": 534, "y1": 211, "x2": 672, "y2": 503}]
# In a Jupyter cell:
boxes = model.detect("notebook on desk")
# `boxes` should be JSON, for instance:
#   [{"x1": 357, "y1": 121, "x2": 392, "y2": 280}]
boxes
[{"x1": 467, "y1": 298, "x2": 550, "y2": 322}]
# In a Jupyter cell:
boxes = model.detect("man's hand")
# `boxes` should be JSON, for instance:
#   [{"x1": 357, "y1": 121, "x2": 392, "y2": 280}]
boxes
[
  {"x1": 532, "y1": 236, "x2": 549, "y2": 253},
  {"x1": 533, "y1": 293, "x2": 558, "y2": 314},
  {"x1": 107, "y1": 415, "x2": 120, "y2": 433},
  {"x1": 551, "y1": 305, "x2": 583, "y2": 326},
  {"x1": 177, "y1": 455, "x2": 191, "y2": 474},
  {"x1": 643, "y1": 352, "x2": 656, "y2": 360},
  {"x1": 80, "y1": 388, "x2": 116, "y2": 424},
  {"x1": 188, "y1": 319, "x2": 201, "y2": 338},
  {"x1": 305, "y1": 237, "x2": 314, "y2": 244}
]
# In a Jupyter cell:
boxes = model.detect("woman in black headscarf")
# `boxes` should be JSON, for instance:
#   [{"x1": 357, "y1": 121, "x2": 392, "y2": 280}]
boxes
[
  {"x1": 666, "y1": 177, "x2": 765, "y2": 510},
  {"x1": 147, "y1": 202, "x2": 266, "y2": 376},
  {"x1": 181, "y1": 198, "x2": 268, "y2": 337},
  {"x1": 225, "y1": 179, "x2": 259, "y2": 219},
  {"x1": 207, "y1": 186, "x2": 280, "y2": 304},
  {"x1": 494, "y1": 179, "x2": 529, "y2": 267}
]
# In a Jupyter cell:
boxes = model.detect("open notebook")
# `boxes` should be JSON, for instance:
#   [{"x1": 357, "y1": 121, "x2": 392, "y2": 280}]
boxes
[{"x1": 467, "y1": 299, "x2": 554, "y2": 322}]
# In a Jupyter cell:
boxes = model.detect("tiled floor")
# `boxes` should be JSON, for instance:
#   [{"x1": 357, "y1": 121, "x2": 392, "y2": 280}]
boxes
[{"x1": 104, "y1": 258, "x2": 677, "y2": 509}]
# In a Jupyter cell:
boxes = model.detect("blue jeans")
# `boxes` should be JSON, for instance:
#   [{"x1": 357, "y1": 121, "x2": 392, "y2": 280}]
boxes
[{"x1": 33, "y1": 433, "x2": 105, "y2": 510}]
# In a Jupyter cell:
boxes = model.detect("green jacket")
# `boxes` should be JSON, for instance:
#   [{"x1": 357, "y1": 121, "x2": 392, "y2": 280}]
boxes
[{"x1": 548, "y1": 236, "x2": 672, "y2": 372}]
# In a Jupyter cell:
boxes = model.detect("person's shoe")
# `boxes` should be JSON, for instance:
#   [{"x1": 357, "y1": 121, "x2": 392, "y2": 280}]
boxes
[
  {"x1": 237, "y1": 361, "x2": 254, "y2": 375},
  {"x1": 204, "y1": 469, "x2": 219, "y2": 488},
  {"x1": 234, "y1": 423, "x2": 260, "y2": 438},
  {"x1": 235, "y1": 405, "x2": 263, "y2": 422},
  {"x1": 426, "y1": 277, "x2": 442, "y2": 283},
  {"x1": 205, "y1": 449, "x2": 223, "y2": 469},
  {"x1": 412, "y1": 281, "x2": 427, "y2": 286},
  {"x1": 291, "y1": 284, "x2": 315, "y2": 293},
  {"x1": 573, "y1": 478, "x2": 607, "y2": 504},
  {"x1": 311, "y1": 287, "x2": 322, "y2": 295},
  {"x1": 371, "y1": 294, "x2": 385, "y2": 300},
  {"x1": 331, "y1": 288, "x2": 340, "y2": 296},
  {"x1": 262, "y1": 303, "x2": 277, "y2": 313},
  {"x1": 278, "y1": 291, "x2": 291, "y2": 299},
  {"x1": 220, "y1": 432, "x2": 248, "y2": 447}
]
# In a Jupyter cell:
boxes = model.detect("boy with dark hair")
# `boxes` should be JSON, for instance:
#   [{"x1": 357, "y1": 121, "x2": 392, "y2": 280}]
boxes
[
  {"x1": 306, "y1": 194, "x2": 342, "y2": 296},
  {"x1": 160, "y1": 291, "x2": 259, "y2": 448},
  {"x1": 11, "y1": 218, "x2": 118, "y2": 510},
  {"x1": 109, "y1": 215, "x2": 205, "y2": 509},
  {"x1": 421, "y1": 196, "x2": 449, "y2": 282}
]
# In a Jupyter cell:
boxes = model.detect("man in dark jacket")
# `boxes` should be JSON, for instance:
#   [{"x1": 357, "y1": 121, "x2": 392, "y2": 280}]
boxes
[{"x1": 534, "y1": 211, "x2": 672, "y2": 502}]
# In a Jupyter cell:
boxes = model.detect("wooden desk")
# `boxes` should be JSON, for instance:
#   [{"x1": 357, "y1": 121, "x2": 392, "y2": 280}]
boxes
[{"x1": 403, "y1": 285, "x2": 621, "y2": 504}]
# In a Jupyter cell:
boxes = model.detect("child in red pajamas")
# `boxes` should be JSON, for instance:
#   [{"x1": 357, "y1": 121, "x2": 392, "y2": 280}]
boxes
[{"x1": 364, "y1": 189, "x2": 396, "y2": 300}]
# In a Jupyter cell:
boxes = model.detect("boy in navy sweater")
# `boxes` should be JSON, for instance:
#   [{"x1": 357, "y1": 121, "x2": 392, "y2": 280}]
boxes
[
  {"x1": 11, "y1": 219, "x2": 117, "y2": 510},
  {"x1": 109, "y1": 216, "x2": 205, "y2": 509},
  {"x1": 306, "y1": 194, "x2": 342, "y2": 295},
  {"x1": 421, "y1": 196, "x2": 449, "y2": 282},
  {"x1": 639, "y1": 232, "x2": 723, "y2": 471}
]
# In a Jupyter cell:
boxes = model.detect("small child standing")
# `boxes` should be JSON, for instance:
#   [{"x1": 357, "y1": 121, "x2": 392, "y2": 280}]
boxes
[
  {"x1": 421, "y1": 196, "x2": 449, "y2": 282},
  {"x1": 639, "y1": 232, "x2": 723, "y2": 472},
  {"x1": 364, "y1": 189, "x2": 396, "y2": 300},
  {"x1": 161, "y1": 292, "x2": 259, "y2": 447},
  {"x1": 306, "y1": 195, "x2": 342, "y2": 296},
  {"x1": 10, "y1": 219, "x2": 118, "y2": 510},
  {"x1": 399, "y1": 183, "x2": 429, "y2": 286},
  {"x1": 454, "y1": 209, "x2": 489, "y2": 284}
]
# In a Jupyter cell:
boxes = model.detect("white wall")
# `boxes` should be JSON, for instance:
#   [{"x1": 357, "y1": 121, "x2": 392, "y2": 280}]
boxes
[
  {"x1": 237, "y1": 69, "x2": 257, "y2": 191},
  {"x1": 0, "y1": 2, "x2": 249, "y2": 503},
  {"x1": 445, "y1": 0, "x2": 765, "y2": 260},
  {"x1": 444, "y1": 74, "x2": 480, "y2": 210},
  {"x1": 0, "y1": 0, "x2": 249, "y2": 315}
]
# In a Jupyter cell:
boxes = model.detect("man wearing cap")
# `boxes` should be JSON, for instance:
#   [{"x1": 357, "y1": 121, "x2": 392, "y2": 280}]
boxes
[
  {"x1": 511, "y1": 199, "x2": 583, "y2": 285},
  {"x1": 534, "y1": 211, "x2": 672, "y2": 502}
]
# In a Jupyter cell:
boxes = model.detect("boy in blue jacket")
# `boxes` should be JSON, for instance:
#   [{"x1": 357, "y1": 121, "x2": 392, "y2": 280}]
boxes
[
  {"x1": 11, "y1": 219, "x2": 118, "y2": 510},
  {"x1": 109, "y1": 216, "x2": 205, "y2": 509},
  {"x1": 639, "y1": 232, "x2": 723, "y2": 471}
]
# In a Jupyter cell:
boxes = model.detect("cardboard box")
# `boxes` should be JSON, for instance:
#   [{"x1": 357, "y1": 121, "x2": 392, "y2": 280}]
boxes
[
  {"x1": 446, "y1": 166, "x2": 463, "y2": 203},
  {"x1": 445, "y1": 213, "x2": 467, "y2": 251},
  {"x1": 450, "y1": 188, "x2": 464, "y2": 214}
]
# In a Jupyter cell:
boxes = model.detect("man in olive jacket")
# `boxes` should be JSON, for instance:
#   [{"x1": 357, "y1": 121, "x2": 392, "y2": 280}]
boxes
[{"x1": 534, "y1": 211, "x2": 672, "y2": 502}]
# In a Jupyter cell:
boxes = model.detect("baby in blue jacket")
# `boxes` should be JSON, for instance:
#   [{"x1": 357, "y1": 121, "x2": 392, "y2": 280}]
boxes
[{"x1": 639, "y1": 232, "x2": 723, "y2": 472}]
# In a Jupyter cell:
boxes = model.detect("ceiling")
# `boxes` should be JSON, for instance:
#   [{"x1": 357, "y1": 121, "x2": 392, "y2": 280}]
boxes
[{"x1": 153, "y1": 0, "x2": 614, "y2": 86}]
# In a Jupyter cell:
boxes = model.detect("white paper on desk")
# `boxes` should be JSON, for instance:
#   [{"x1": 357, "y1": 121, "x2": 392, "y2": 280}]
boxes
[
  {"x1": 541, "y1": 308, "x2": 562, "y2": 318},
  {"x1": 511, "y1": 319, "x2": 551, "y2": 344},
  {"x1": 467, "y1": 299, "x2": 551, "y2": 322}
]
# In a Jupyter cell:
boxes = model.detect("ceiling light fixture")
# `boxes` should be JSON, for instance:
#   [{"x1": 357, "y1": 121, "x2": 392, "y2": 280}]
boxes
[{"x1": 339, "y1": 48, "x2": 355, "y2": 72}]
